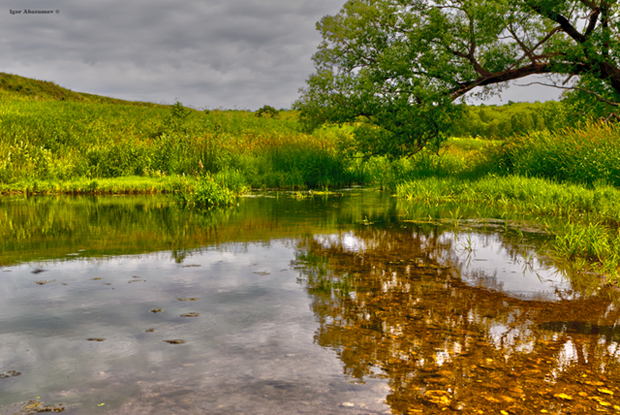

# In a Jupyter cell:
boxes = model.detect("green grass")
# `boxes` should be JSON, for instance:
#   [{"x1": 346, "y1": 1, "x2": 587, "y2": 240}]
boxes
[
  {"x1": 0, "y1": 72, "x2": 361, "y2": 190},
  {"x1": 0, "y1": 176, "x2": 189, "y2": 195},
  {"x1": 486, "y1": 122, "x2": 620, "y2": 186},
  {"x1": 397, "y1": 175, "x2": 620, "y2": 280}
]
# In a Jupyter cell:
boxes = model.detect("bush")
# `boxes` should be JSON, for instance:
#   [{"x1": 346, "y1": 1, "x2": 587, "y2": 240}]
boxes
[
  {"x1": 173, "y1": 175, "x2": 236, "y2": 207},
  {"x1": 255, "y1": 105, "x2": 279, "y2": 118}
]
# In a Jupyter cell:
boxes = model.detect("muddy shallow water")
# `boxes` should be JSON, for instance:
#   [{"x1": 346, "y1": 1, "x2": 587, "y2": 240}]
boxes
[{"x1": 0, "y1": 191, "x2": 618, "y2": 414}]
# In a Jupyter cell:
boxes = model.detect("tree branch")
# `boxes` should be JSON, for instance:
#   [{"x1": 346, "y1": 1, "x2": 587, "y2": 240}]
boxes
[
  {"x1": 524, "y1": 0, "x2": 586, "y2": 43},
  {"x1": 449, "y1": 62, "x2": 554, "y2": 99},
  {"x1": 584, "y1": 7, "x2": 601, "y2": 37},
  {"x1": 514, "y1": 81, "x2": 620, "y2": 106}
]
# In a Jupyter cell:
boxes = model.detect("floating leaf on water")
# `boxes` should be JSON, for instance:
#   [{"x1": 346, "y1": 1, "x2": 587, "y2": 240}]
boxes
[
  {"x1": 553, "y1": 393, "x2": 573, "y2": 400},
  {"x1": 253, "y1": 271, "x2": 271, "y2": 275},
  {"x1": 177, "y1": 298, "x2": 200, "y2": 301},
  {"x1": 585, "y1": 381, "x2": 605, "y2": 386},
  {"x1": 145, "y1": 328, "x2": 155, "y2": 332},
  {"x1": 501, "y1": 411, "x2": 509, "y2": 415},
  {"x1": 164, "y1": 339, "x2": 185, "y2": 344},
  {"x1": 150, "y1": 308, "x2": 163, "y2": 313},
  {"x1": 341, "y1": 402, "x2": 354, "y2": 407},
  {"x1": 598, "y1": 388, "x2": 614, "y2": 395},
  {"x1": 180, "y1": 312, "x2": 199, "y2": 317},
  {"x1": 91, "y1": 277, "x2": 102, "y2": 280},
  {"x1": 87, "y1": 338, "x2": 105, "y2": 342}
]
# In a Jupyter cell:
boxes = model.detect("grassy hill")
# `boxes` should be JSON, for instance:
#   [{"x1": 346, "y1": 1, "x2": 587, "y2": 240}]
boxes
[
  {"x1": 0, "y1": 72, "x2": 357, "y2": 191},
  {"x1": 0, "y1": 72, "x2": 160, "y2": 106}
]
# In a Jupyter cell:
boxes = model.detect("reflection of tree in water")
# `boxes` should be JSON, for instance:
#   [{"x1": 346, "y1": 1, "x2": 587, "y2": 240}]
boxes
[{"x1": 295, "y1": 226, "x2": 620, "y2": 414}]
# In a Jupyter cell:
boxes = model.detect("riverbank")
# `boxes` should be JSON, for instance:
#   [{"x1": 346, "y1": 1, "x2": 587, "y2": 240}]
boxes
[
  {"x1": 2, "y1": 72, "x2": 620, "y2": 280},
  {"x1": 0, "y1": 176, "x2": 186, "y2": 196},
  {"x1": 397, "y1": 175, "x2": 620, "y2": 282}
]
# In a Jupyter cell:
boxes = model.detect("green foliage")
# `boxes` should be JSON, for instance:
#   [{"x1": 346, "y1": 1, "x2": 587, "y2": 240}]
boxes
[
  {"x1": 296, "y1": 0, "x2": 620, "y2": 154},
  {"x1": 452, "y1": 102, "x2": 570, "y2": 139},
  {"x1": 255, "y1": 105, "x2": 279, "y2": 118},
  {"x1": 173, "y1": 175, "x2": 237, "y2": 208},
  {"x1": 489, "y1": 123, "x2": 620, "y2": 187},
  {"x1": 0, "y1": 72, "x2": 159, "y2": 105},
  {"x1": 0, "y1": 79, "x2": 361, "y2": 190},
  {"x1": 0, "y1": 176, "x2": 187, "y2": 196},
  {"x1": 561, "y1": 75, "x2": 620, "y2": 122}
]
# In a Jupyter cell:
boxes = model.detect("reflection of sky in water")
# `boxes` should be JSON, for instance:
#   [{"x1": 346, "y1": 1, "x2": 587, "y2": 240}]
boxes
[
  {"x1": 314, "y1": 232, "x2": 368, "y2": 253},
  {"x1": 0, "y1": 242, "x2": 391, "y2": 415},
  {"x1": 443, "y1": 232, "x2": 574, "y2": 301},
  {"x1": 315, "y1": 230, "x2": 572, "y2": 301}
]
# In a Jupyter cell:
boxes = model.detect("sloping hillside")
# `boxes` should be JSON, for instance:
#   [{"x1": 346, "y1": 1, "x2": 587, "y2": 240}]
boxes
[{"x1": 0, "y1": 72, "x2": 159, "y2": 107}]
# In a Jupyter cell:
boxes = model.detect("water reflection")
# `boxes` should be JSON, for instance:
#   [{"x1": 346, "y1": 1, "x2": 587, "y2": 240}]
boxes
[{"x1": 296, "y1": 227, "x2": 620, "y2": 414}]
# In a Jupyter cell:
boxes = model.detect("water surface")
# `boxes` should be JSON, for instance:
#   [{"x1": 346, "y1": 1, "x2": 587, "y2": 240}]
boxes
[{"x1": 0, "y1": 191, "x2": 618, "y2": 414}]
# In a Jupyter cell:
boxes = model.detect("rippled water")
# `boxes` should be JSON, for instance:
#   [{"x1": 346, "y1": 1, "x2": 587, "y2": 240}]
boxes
[{"x1": 0, "y1": 191, "x2": 618, "y2": 414}]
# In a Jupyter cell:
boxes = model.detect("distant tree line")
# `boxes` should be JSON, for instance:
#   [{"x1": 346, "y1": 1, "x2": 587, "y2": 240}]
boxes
[{"x1": 451, "y1": 101, "x2": 572, "y2": 139}]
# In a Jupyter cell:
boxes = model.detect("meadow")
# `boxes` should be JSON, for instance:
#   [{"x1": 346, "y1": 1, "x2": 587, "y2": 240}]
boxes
[
  {"x1": 2, "y1": 72, "x2": 620, "y2": 280},
  {"x1": 0, "y1": 73, "x2": 359, "y2": 194}
]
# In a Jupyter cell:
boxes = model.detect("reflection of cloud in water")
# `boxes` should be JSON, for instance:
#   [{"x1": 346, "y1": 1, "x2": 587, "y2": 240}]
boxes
[
  {"x1": 314, "y1": 230, "x2": 572, "y2": 301},
  {"x1": 314, "y1": 232, "x2": 368, "y2": 253},
  {"x1": 444, "y1": 231, "x2": 574, "y2": 301}
]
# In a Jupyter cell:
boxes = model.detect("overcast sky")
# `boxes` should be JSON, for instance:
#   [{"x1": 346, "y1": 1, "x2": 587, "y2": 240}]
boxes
[{"x1": 1, "y1": 0, "x2": 562, "y2": 110}]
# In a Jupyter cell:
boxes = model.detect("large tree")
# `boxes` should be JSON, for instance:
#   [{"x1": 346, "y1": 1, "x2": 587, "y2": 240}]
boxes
[{"x1": 294, "y1": 0, "x2": 620, "y2": 156}]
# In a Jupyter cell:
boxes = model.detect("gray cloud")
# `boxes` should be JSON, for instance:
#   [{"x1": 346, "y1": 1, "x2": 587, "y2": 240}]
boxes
[
  {"x1": 1, "y1": 1, "x2": 561, "y2": 109},
  {"x1": 1, "y1": 0, "x2": 342, "y2": 109}
]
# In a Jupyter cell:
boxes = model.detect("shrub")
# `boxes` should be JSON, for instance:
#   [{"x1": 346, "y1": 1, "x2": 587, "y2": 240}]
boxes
[
  {"x1": 173, "y1": 175, "x2": 236, "y2": 207},
  {"x1": 255, "y1": 105, "x2": 279, "y2": 118}
]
